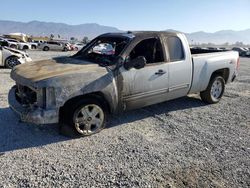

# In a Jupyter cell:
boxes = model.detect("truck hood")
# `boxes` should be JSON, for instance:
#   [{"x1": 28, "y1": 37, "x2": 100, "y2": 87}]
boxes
[{"x1": 11, "y1": 57, "x2": 110, "y2": 88}]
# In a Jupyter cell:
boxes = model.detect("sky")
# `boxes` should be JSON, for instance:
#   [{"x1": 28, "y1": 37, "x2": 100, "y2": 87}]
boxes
[{"x1": 1, "y1": 0, "x2": 250, "y2": 33}]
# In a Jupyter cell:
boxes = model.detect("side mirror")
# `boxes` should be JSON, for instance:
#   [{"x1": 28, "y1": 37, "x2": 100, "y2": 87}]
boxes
[{"x1": 124, "y1": 56, "x2": 146, "y2": 70}]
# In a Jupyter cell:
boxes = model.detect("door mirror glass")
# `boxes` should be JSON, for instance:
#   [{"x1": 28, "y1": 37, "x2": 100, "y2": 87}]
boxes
[{"x1": 124, "y1": 56, "x2": 146, "y2": 70}]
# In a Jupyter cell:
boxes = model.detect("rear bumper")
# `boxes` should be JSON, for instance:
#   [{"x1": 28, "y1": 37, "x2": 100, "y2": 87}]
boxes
[{"x1": 8, "y1": 86, "x2": 59, "y2": 125}]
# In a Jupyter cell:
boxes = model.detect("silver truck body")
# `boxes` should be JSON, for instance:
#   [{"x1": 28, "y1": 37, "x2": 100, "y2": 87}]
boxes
[{"x1": 8, "y1": 32, "x2": 239, "y2": 125}]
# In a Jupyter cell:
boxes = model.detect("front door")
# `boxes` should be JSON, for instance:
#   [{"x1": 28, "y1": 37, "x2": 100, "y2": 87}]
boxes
[{"x1": 120, "y1": 37, "x2": 169, "y2": 110}]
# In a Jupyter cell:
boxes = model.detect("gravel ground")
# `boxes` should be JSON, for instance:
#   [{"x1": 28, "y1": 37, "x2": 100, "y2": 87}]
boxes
[{"x1": 0, "y1": 51, "x2": 249, "y2": 187}]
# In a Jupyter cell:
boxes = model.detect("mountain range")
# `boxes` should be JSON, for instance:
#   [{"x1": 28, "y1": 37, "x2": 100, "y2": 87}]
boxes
[{"x1": 0, "y1": 20, "x2": 249, "y2": 44}]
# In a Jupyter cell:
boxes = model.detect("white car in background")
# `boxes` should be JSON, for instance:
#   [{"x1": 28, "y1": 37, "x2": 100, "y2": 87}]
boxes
[
  {"x1": 72, "y1": 43, "x2": 85, "y2": 51},
  {"x1": 0, "y1": 46, "x2": 32, "y2": 68},
  {"x1": 38, "y1": 41, "x2": 69, "y2": 51},
  {"x1": 4, "y1": 39, "x2": 33, "y2": 50},
  {"x1": 0, "y1": 38, "x2": 19, "y2": 49},
  {"x1": 93, "y1": 43, "x2": 115, "y2": 55}
]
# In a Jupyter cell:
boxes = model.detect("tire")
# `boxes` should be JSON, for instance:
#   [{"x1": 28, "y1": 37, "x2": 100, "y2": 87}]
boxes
[
  {"x1": 23, "y1": 45, "x2": 29, "y2": 50},
  {"x1": 31, "y1": 45, "x2": 36, "y2": 49},
  {"x1": 5, "y1": 56, "x2": 20, "y2": 69},
  {"x1": 43, "y1": 46, "x2": 49, "y2": 51},
  {"x1": 63, "y1": 98, "x2": 107, "y2": 137},
  {"x1": 200, "y1": 76, "x2": 225, "y2": 104}
]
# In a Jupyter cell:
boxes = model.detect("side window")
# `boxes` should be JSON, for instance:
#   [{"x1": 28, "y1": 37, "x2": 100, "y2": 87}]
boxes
[
  {"x1": 129, "y1": 38, "x2": 164, "y2": 64},
  {"x1": 166, "y1": 37, "x2": 184, "y2": 62}
]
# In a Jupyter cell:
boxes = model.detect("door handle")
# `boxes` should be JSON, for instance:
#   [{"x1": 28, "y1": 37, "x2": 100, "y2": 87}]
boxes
[{"x1": 155, "y1": 69, "x2": 166, "y2": 75}]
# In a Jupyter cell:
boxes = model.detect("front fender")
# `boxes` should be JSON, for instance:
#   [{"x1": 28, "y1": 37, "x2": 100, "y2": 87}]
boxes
[{"x1": 55, "y1": 72, "x2": 119, "y2": 113}]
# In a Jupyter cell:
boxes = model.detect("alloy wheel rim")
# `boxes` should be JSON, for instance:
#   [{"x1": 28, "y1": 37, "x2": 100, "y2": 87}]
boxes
[
  {"x1": 7, "y1": 57, "x2": 19, "y2": 68},
  {"x1": 73, "y1": 104, "x2": 104, "y2": 135},
  {"x1": 210, "y1": 78, "x2": 223, "y2": 100}
]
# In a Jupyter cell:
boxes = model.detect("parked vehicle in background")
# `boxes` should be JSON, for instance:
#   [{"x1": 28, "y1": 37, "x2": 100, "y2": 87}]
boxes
[
  {"x1": 28, "y1": 42, "x2": 38, "y2": 49},
  {"x1": 1, "y1": 38, "x2": 19, "y2": 49},
  {"x1": 93, "y1": 43, "x2": 115, "y2": 55},
  {"x1": 232, "y1": 47, "x2": 249, "y2": 57},
  {"x1": 18, "y1": 42, "x2": 32, "y2": 50},
  {"x1": 8, "y1": 31, "x2": 239, "y2": 136},
  {"x1": 0, "y1": 39, "x2": 9, "y2": 47},
  {"x1": 33, "y1": 40, "x2": 46, "y2": 44},
  {"x1": 64, "y1": 42, "x2": 73, "y2": 51},
  {"x1": 72, "y1": 43, "x2": 85, "y2": 51},
  {"x1": 3, "y1": 38, "x2": 33, "y2": 50},
  {"x1": 0, "y1": 46, "x2": 32, "y2": 68},
  {"x1": 38, "y1": 41, "x2": 69, "y2": 51}
]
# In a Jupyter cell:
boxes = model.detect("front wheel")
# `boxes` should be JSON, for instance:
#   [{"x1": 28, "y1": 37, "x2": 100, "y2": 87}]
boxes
[
  {"x1": 5, "y1": 56, "x2": 20, "y2": 69},
  {"x1": 65, "y1": 99, "x2": 107, "y2": 137},
  {"x1": 200, "y1": 76, "x2": 225, "y2": 104}
]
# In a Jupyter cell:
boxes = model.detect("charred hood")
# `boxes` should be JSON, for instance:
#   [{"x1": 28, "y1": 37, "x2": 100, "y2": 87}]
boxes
[{"x1": 11, "y1": 57, "x2": 110, "y2": 88}]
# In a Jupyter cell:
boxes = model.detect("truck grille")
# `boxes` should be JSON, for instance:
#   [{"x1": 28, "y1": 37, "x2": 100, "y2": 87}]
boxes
[{"x1": 15, "y1": 84, "x2": 37, "y2": 106}]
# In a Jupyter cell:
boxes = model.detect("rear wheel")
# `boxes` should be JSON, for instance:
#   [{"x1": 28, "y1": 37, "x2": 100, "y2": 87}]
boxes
[
  {"x1": 62, "y1": 99, "x2": 107, "y2": 137},
  {"x1": 5, "y1": 56, "x2": 20, "y2": 69},
  {"x1": 200, "y1": 76, "x2": 225, "y2": 104}
]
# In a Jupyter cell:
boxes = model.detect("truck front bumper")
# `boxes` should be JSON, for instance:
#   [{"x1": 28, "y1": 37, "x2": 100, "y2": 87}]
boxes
[{"x1": 8, "y1": 87, "x2": 59, "y2": 125}]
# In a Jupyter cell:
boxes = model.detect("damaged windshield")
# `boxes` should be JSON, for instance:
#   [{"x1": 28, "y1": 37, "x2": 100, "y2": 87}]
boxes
[{"x1": 73, "y1": 36, "x2": 131, "y2": 66}]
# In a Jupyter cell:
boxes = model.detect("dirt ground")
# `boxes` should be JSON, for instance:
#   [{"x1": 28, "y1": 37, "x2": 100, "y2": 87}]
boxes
[{"x1": 0, "y1": 50, "x2": 249, "y2": 187}]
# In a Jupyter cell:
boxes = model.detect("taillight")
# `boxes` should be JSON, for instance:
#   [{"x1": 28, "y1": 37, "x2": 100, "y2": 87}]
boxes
[{"x1": 236, "y1": 57, "x2": 240, "y2": 71}]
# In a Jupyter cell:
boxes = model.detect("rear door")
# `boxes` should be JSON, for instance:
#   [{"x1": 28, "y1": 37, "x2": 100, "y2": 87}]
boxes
[{"x1": 163, "y1": 35, "x2": 192, "y2": 100}]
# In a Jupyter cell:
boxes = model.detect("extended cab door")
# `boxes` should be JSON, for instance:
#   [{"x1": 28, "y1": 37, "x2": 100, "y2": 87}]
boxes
[
  {"x1": 120, "y1": 37, "x2": 169, "y2": 110},
  {"x1": 163, "y1": 34, "x2": 192, "y2": 100}
]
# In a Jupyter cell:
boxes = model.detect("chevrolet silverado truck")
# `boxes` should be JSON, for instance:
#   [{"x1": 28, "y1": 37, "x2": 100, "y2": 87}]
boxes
[{"x1": 8, "y1": 31, "x2": 239, "y2": 136}]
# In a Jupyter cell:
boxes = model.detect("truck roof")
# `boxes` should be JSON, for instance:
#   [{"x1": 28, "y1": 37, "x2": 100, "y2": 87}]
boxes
[{"x1": 99, "y1": 31, "x2": 182, "y2": 39}]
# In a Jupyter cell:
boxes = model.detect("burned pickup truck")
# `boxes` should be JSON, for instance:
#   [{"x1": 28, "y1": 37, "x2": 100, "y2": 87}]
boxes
[{"x1": 8, "y1": 31, "x2": 239, "y2": 136}]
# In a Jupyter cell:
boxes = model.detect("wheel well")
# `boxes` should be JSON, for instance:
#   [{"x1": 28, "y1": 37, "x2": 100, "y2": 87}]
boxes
[
  {"x1": 59, "y1": 92, "x2": 111, "y2": 123},
  {"x1": 210, "y1": 68, "x2": 229, "y2": 83}
]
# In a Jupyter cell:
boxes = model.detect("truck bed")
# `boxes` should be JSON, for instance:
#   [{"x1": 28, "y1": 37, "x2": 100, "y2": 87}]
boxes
[
  {"x1": 190, "y1": 48, "x2": 227, "y2": 54},
  {"x1": 189, "y1": 50, "x2": 239, "y2": 94}
]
